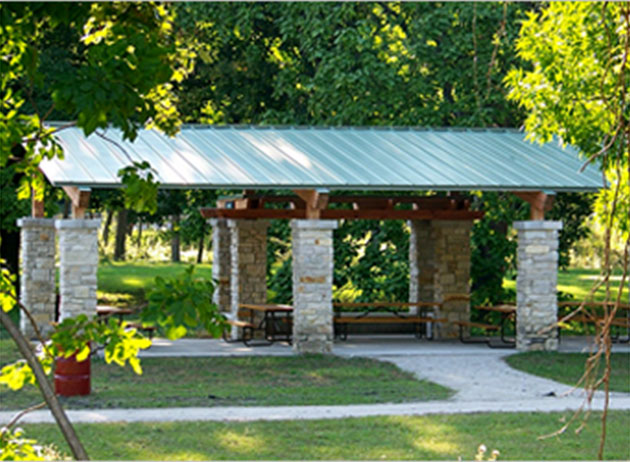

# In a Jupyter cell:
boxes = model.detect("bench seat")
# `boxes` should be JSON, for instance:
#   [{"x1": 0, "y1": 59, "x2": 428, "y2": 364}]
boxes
[
  {"x1": 335, "y1": 316, "x2": 446, "y2": 324},
  {"x1": 451, "y1": 320, "x2": 500, "y2": 331}
]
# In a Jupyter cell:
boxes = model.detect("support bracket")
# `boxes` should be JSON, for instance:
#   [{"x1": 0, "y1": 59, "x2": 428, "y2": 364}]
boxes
[
  {"x1": 62, "y1": 186, "x2": 91, "y2": 219},
  {"x1": 513, "y1": 191, "x2": 555, "y2": 220},
  {"x1": 293, "y1": 189, "x2": 330, "y2": 219}
]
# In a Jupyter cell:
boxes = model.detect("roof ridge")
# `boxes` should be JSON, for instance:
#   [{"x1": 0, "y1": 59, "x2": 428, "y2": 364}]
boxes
[{"x1": 44, "y1": 121, "x2": 523, "y2": 133}]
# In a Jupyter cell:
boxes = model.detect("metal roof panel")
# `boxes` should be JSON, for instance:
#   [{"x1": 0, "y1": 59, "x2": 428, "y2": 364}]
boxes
[{"x1": 39, "y1": 125, "x2": 603, "y2": 192}]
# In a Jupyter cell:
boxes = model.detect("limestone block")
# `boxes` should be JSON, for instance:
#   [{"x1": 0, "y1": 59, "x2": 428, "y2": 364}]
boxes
[
  {"x1": 18, "y1": 218, "x2": 57, "y2": 339},
  {"x1": 291, "y1": 220, "x2": 337, "y2": 354},
  {"x1": 515, "y1": 220, "x2": 562, "y2": 352}
]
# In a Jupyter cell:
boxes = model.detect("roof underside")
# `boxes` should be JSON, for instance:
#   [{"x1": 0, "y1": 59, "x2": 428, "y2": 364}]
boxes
[{"x1": 39, "y1": 125, "x2": 603, "y2": 192}]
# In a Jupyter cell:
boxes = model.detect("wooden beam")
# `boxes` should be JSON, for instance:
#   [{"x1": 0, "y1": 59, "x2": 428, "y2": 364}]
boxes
[
  {"x1": 293, "y1": 189, "x2": 329, "y2": 219},
  {"x1": 201, "y1": 208, "x2": 303, "y2": 220},
  {"x1": 200, "y1": 207, "x2": 484, "y2": 221},
  {"x1": 62, "y1": 186, "x2": 91, "y2": 219},
  {"x1": 216, "y1": 194, "x2": 471, "y2": 210},
  {"x1": 512, "y1": 191, "x2": 554, "y2": 220}
]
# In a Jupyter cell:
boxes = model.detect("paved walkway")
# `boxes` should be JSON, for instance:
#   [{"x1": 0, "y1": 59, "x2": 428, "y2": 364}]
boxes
[{"x1": 2, "y1": 336, "x2": 629, "y2": 424}]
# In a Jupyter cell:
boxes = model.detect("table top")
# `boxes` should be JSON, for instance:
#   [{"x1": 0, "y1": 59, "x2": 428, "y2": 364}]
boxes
[
  {"x1": 474, "y1": 304, "x2": 517, "y2": 314},
  {"x1": 239, "y1": 303, "x2": 293, "y2": 313},
  {"x1": 559, "y1": 301, "x2": 630, "y2": 310},
  {"x1": 96, "y1": 306, "x2": 134, "y2": 316}
]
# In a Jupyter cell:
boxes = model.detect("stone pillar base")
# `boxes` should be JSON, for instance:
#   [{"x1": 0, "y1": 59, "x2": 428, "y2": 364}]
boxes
[
  {"x1": 55, "y1": 219, "x2": 100, "y2": 321},
  {"x1": 17, "y1": 218, "x2": 56, "y2": 339},
  {"x1": 514, "y1": 220, "x2": 562, "y2": 351},
  {"x1": 291, "y1": 219, "x2": 337, "y2": 354}
]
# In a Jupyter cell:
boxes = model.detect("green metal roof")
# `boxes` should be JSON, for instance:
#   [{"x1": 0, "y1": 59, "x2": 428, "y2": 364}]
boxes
[{"x1": 39, "y1": 125, "x2": 603, "y2": 192}]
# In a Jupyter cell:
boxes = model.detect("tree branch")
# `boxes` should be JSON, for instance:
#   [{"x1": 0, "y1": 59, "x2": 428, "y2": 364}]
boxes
[{"x1": 0, "y1": 309, "x2": 89, "y2": 460}]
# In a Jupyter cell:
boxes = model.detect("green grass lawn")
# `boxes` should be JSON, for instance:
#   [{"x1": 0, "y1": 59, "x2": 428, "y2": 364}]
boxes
[
  {"x1": 503, "y1": 268, "x2": 627, "y2": 302},
  {"x1": 96, "y1": 262, "x2": 626, "y2": 307},
  {"x1": 0, "y1": 349, "x2": 452, "y2": 410},
  {"x1": 97, "y1": 261, "x2": 213, "y2": 306},
  {"x1": 23, "y1": 411, "x2": 630, "y2": 460},
  {"x1": 505, "y1": 352, "x2": 630, "y2": 393}
]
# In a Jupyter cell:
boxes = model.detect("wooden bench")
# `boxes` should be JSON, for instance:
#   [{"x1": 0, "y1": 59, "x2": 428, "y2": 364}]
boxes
[
  {"x1": 561, "y1": 315, "x2": 629, "y2": 343},
  {"x1": 334, "y1": 315, "x2": 447, "y2": 340},
  {"x1": 221, "y1": 317, "x2": 274, "y2": 347}
]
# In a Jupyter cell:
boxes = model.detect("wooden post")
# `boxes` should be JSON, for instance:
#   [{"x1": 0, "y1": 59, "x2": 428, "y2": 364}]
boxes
[
  {"x1": 62, "y1": 186, "x2": 91, "y2": 219},
  {"x1": 512, "y1": 191, "x2": 555, "y2": 220},
  {"x1": 293, "y1": 189, "x2": 329, "y2": 219},
  {"x1": 31, "y1": 197, "x2": 45, "y2": 218}
]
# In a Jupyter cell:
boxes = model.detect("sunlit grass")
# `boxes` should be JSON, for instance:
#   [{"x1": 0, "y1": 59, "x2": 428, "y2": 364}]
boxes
[
  {"x1": 22, "y1": 411, "x2": 630, "y2": 460},
  {"x1": 503, "y1": 268, "x2": 627, "y2": 302},
  {"x1": 97, "y1": 261, "x2": 213, "y2": 306},
  {"x1": 0, "y1": 354, "x2": 452, "y2": 410},
  {"x1": 505, "y1": 352, "x2": 630, "y2": 393}
]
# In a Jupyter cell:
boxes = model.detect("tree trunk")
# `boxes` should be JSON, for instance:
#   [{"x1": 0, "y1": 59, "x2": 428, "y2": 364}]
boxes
[
  {"x1": 101, "y1": 209, "x2": 113, "y2": 247},
  {"x1": 171, "y1": 215, "x2": 180, "y2": 263},
  {"x1": 0, "y1": 309, "x2": 90, "y2": 461},
  {"x1": 114, "y1": 209, "x2": 128, "y2": 261},
  {"x1": 196, "y1": 225, "x2": 205, "y2": 264},
  {"x1": 136, "y1": 219, "x2": 143, "y2": 251}
]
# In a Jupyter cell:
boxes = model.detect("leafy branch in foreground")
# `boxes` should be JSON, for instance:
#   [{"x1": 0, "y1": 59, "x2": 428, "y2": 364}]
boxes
[{"x1": 505, "y1": 2, "x2": 629, "y2": 459}]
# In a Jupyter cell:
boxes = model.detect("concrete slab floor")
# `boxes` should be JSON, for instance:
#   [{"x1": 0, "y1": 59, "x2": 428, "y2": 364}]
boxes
[{"x1": 136, "y1": 335, "x2": 630, "y2": 358}]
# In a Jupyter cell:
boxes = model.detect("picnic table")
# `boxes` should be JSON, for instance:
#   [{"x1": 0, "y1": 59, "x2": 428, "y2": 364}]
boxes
[
  {"x1": 96, "y1": 305, "x2": 157, "y2": 338},
  {"x1": 332, "y1": 302, "x2": 444, "y2": 340},
  {"x1": 224, "y1": 304, "x2": 293, "y2": 346},
  {"x1": 96, "y1": 305, "x2": 133, "y2": 321},
  {"x1": 472, "y1": 304, "x2": 516, "y2": 347},
  {"x1": 558, "y1": 301, "x2": 630, "y2": 343}
]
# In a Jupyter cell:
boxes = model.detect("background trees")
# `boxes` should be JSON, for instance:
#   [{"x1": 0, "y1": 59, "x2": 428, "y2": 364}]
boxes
[{"x1": 2, "y1": 2, "x2": 597, "y2": 309}]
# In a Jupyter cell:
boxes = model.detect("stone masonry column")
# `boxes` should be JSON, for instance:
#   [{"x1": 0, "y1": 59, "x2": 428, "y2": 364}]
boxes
[
  {"x1": 291, "y1": 219, "x2": 337, "y2": 354},
  {"x1": 55, "y1": 219, "x2": 100, "y2": 321},
  {"x1": 228, "y1": 219, "x2": 270, "y2": 339},
  {"x1": 210, "y1": 219, "x2": 231, "y2": 313},
  {"x1": 514, "y1": 220, "x2": 562, "y2": 351},
  {"x1": 433, "y1": 220, "x2": 474, "y2": 339},
  {"x1": 409, "y1": 220, "x2": 438, "y2": 314},
  {"x1": 17, "y1": 218, "x2": 56, "y2": 339}
]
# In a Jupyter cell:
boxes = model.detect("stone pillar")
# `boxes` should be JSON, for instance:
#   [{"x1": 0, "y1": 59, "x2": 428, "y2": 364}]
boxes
[
  {"x1": 409, "y1": 220, "x2": 473, "y2": 339},
  {"x1": 291, "y1": 219, "x2": 337, "y2": 354},
  {"x1": 17, "y1": 218, "x2": 56, "y2": 339},
  {"x1": 55, "y1": 219, "x2": 100, "y2": 321},
  {"x1": 514, "y1": 220, "x2": 562, "y2": 351},
  {"x1": 228, "y1": 220, "x2": 270, "y2": 339},
  {"x1": 409, "y1": 220, "x2": 438, "y2": 313},
  {"x1": 433, "y1": 220, "x2": 473, "y2": 338},
  {"x1": 210, "y1": 219, "x2": 231, "y2": 313}
]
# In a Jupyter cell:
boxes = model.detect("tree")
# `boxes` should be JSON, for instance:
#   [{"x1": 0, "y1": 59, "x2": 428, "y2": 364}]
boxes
[
  {"x1": 505, "y1": 3, "x2": 629, "y2": 458},
  {"x1": 0, "y1": 3, "x2": 204, "y2": 459},
  {"x1": 176, "y1": 2, "x2": 547, "y2": 305},
  {"x1": 1, "y1": 2, "x2": 194, "y2": 197}
]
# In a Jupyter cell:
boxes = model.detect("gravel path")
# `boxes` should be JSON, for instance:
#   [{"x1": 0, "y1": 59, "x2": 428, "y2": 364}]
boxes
[{"x1": 2, "y1": 337, "x2": 628, "y2": 424}]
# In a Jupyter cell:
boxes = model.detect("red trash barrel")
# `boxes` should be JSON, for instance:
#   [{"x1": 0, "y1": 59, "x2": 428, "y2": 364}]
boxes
[{"x1": 54, "y1": 353, "x2": 91, "y2": 396}]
